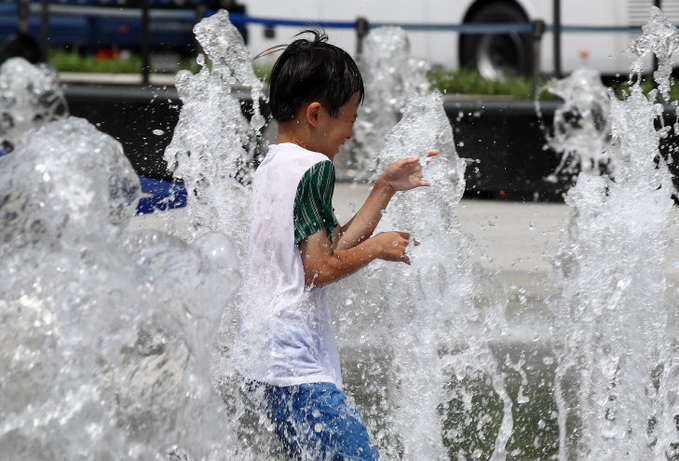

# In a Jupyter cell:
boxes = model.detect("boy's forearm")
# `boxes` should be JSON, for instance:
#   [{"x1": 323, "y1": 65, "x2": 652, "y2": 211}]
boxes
[
  {"x1": 303, "y1": 236, "x2": 384, "y2": 288},
  {"x1": 337, "y1": 176, "x2": 394, "y2": 250}
]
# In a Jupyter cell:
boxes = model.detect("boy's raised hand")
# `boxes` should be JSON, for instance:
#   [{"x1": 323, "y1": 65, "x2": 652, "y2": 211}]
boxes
[
  {"x1": 333, "y1": 150, "x2": 439, "y2": 265},
  {"x1": 383, "y1": 150, "x2": 440, "y2": 192}
]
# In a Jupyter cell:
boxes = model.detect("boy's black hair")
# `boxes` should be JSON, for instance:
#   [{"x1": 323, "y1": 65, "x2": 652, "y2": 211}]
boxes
[{"x1": 267, "y1": 30, "x2": 364, "y2": 122}]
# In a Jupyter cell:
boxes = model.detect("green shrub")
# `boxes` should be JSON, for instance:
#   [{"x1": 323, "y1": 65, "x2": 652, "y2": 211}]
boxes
[
  {"x1": 44, "y1": 47, "x2": 677, "y2": 102},
  {"x1": 428, "y1": 67, "x2": 548, "y2": 99},
  {"x1": 49, "y1": 48, "x2": 143, "y2": 73},
  {"x1": 607, "y1": 75, "x2": 679, "y2": 101}
]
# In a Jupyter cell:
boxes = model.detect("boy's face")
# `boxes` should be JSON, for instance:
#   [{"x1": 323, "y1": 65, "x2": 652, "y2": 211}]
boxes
[{"x1": 316, "y1": 92, "x2": 360, "y2": 160}]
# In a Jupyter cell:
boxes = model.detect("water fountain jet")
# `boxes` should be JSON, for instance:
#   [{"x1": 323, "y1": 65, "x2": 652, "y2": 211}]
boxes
[
  {"x1": 2, "y1": 6, "x2": 679, "y2": 461},
  {"x1": 548, "y1": 7, "x2": 679, "y2": 460}
]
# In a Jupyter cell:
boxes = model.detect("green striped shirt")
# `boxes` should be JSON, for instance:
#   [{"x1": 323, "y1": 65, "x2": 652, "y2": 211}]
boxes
[{"x1": 293, "y1": 160, "x2": 339, "y2": 244}]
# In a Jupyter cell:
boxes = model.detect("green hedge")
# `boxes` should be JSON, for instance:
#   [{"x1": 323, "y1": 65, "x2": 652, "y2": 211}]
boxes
[
  {"x1": 428, "y1": 67, "x2": 545, "y2": 99},
  {"x1": 45, "y1": 48, "x2": 677, "y2": 101}
]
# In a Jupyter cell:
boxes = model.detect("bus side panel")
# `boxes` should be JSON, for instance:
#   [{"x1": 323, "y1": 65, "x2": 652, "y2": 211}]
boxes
[
  {"x1": 548, "y1": 0, "x2": 655, "y2": 75},
  {"x1": 228, "y1": 0, "x2": 663, "y2": 75},
  {"x1": 245, "y1": 0, "x2": 474, "y2": 68}
]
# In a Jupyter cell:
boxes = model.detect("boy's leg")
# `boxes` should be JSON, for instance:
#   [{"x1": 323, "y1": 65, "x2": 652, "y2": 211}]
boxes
[{"x1": 264, "y1": 382, "x2": 379, "y2": 461}]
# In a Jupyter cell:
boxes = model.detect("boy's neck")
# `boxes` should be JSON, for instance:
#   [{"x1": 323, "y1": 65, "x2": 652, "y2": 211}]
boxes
[
  {"x1": 277, "y1": 120, "x2": 335, "y2": 161},
  {"x1": 276, "y1": 128, "x2": 308, "y2": 150}
]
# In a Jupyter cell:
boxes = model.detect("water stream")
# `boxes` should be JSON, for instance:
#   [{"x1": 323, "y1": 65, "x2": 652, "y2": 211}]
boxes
[
  {"x1": 2, "y1": 6, "x2": 679, "y2": 461},
  {"x1": 547, "y1": 7, "x2": 679, "y2": 460}
]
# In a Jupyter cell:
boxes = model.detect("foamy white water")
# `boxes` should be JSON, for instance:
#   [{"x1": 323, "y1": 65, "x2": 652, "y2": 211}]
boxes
[
  {"x1": 0, "y1": 57, "x2": 67, "y2": 152},
  {"x1": 349, "y1": 26, "x2": 430, "y2": 180},
  {"x1": 549, "y1": 7, "x2": 679, "y2": 460},
  {"x1": 3, "y1": 6, "x2": 679, "y2": 461},
  {"x1": 0, "y1": 116, "x2": 241, "y2": 460}
]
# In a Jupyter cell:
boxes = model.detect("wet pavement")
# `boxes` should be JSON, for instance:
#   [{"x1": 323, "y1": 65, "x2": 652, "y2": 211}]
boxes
[{"x1": 129, "y1": 181, "x2": 679, "y2": 310}]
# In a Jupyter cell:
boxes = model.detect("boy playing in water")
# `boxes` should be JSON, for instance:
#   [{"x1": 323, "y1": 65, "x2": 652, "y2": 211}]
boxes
[{"x1": 234, "y1": 30, "x2": 437, "y2": 460}]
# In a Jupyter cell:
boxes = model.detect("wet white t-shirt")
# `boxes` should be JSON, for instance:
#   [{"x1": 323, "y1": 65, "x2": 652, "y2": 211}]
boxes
[{"x1": 233, "y1": 143, "x2": 342, "y2": 388}]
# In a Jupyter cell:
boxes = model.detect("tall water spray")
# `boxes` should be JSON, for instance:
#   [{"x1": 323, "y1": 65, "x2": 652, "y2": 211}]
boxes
[
  {"x1": 162, "y1": 11, "x2": 287, "y2": 460},
  {"x1": 383, "y1": 92, "x2": 515, "y2": 460},
  {"x1": 7, "y1": 8, "x2": 679, "y2": 459},
  {"x1": 330, "y1": 27, "x2": 520, "y2": 459},
  {"x1": 349, "y1": 26, "x2": 430, "y2": 180},
  {"x1": 0, "y1": 59, "x2": 241, "y2": 461},
  {"x1": 164, "y1": 10, "x2": 265, "y2": 251},
  {"x1": 548, "y1": 7, "x2": 679, "y2": 460},
  {"x1": 546, "y1": 67, "x2": 612, "y2": 180}
]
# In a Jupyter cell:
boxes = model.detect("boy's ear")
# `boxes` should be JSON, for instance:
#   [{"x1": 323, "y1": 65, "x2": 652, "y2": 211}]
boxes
[{"x1": 305, "y1": 102, "x2": 323, "y2": 127}]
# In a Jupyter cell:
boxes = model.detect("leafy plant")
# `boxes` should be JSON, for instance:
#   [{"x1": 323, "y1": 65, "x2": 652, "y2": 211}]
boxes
[
  {"x1": 49, "y1": 47, "x2": 143, "y2": 74},
  {"x1": 428, "y1": 67, "x2": 549, "y2": 99},
  {"x1": 42, "y1": 47, "x2": 678, "y2": 102}
]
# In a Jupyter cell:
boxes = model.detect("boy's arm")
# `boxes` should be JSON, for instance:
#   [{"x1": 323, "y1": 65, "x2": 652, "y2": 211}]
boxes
[
  {"x1": 300, "y1": 228, "x2": 411, "y2": 288},
  {"x1": 335, "y1": 151, "x2": 438, "y2": 251},
  {"x1": 299, "y1": 151, "x2": 439, "y2": 288}
]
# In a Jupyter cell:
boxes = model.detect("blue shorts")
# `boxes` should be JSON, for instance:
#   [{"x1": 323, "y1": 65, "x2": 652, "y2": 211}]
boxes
[{"x1": 250, "y1": 381, "x2": 380, "y2": 460}]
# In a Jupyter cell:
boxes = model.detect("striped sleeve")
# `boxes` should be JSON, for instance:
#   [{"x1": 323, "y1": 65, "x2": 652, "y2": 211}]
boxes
[{"x1": 293, "y1": 160, "x2": 339, "y2": 245}]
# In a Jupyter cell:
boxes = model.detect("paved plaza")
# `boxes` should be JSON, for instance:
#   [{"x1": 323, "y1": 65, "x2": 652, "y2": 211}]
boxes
[{"x1": 129, "y1": 181, "x2": 679, "y2": 311}]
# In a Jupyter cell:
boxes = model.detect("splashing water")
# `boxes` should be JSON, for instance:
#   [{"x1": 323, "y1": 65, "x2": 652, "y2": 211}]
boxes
[
  {"x1": 5, "y1": 6, "x2": 679, "y2": 460},
  {"x1": 164, "y1": 10, "x2": 265, "y2": 251},
  {"x1": 0, "y1": 57, "x2": 67, "y2": 152},
  {"x1": 342, "y1": 93, "x2": 515, "y2": 460},
  {"x1": 332, "y1": 25, "x2": 516, "y2": 460},
  {"x1": 629, "y1": 7, "x2": 679, "y2": 101},
  {"x1": 0, "y1": 116, "x2": 241, "y2": 458},
  {"x1": 549, "y1": 7, "x2": 679, "y2": 460},
  {"x1": 349, "y1": 26, "x2": 430, "y2": 180},
  {"x1": 162, "y1": 11, "x2": 283, "y2": 460},
  {"x1": 547, "y1": 68, "x2": 612, "y2": 178}
]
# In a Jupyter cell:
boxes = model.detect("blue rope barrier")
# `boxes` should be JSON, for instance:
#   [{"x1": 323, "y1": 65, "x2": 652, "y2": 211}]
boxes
[
  {"x1": 7, "y1": 5, "x2": 659, "y2": 37},
  {"x1": 223, "y1": 13, "x2": 656, "y2": 36},
  {"x1": 31, "y1": 3, "x2": 197, "y2": 20},
  {"x1": 228, "y1": 13, "x2": 533, "y2": 33},
  {"x1": 370, "y1": 22, "x2": 534, "y2": 34},
  {"x1": 548, "y1": 25, "x2": 645, "y2": 34},
  {"x1": 227, "y1": 13, "x2": 355, "y2": 30}
]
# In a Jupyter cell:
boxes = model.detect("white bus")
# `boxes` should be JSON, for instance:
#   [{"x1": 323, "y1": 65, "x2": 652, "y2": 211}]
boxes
[{"x1": 242, "y1": 0, "x2": 679, "y2": 78}]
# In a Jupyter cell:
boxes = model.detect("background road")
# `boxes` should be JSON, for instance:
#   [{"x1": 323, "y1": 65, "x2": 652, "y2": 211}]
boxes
[{"x1": 129, "y1": 182, "x2": 679, "y2": 317}]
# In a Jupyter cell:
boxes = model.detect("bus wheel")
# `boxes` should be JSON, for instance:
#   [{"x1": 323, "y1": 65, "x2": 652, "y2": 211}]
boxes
[{"x1": 460, "y1": 1, "x2": 532, "y2": 80}]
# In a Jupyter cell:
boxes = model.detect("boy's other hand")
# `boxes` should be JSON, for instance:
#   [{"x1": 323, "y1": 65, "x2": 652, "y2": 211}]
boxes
[
  {"x1": 383, "y1": 150, "x2": 439, "y2": 193},
  {"x1": 376, "y1": 231, "x2": 415, "y2": 264}
]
